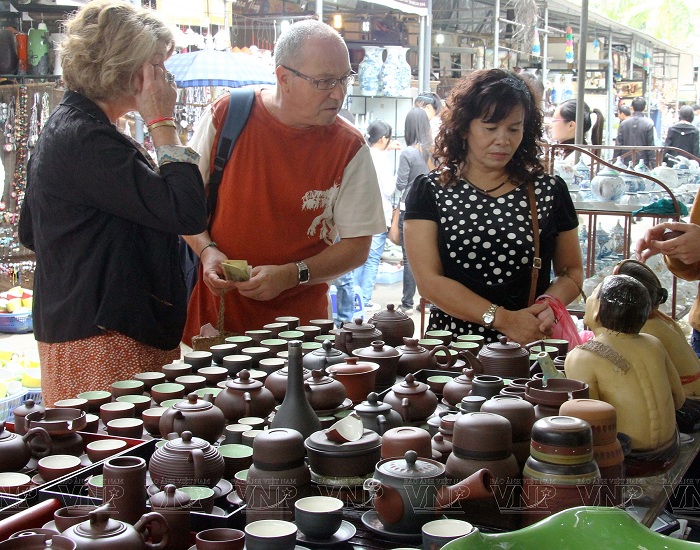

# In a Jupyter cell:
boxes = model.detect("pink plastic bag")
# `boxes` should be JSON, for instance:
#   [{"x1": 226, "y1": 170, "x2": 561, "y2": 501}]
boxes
[{"x1": 536, "y1": 294, "x2": 583, "y2": 347}]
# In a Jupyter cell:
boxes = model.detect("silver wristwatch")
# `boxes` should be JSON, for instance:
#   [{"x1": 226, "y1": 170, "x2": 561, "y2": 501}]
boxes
[
  {"x1": 295, "y1": 261, "x2": 310, "y2": 284},
  {"x1": 482, "y1": 303, "x2": 499, "y2": 329}
]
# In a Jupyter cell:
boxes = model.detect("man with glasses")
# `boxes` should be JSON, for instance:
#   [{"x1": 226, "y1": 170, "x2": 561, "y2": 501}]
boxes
[{"x1": 182, "y1": 19, "x2": 385, "y2": 341}]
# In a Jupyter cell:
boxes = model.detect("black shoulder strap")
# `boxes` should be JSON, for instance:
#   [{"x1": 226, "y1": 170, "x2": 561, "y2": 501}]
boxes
[{"x1": 206, "y1": 88, "x2": 255, "y2": 226}]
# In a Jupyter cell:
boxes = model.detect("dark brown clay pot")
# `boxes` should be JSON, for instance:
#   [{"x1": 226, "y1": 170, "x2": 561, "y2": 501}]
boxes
[
  {"x1": 451, "y1": 412, "x2": 513, "y2": 460},
  {"x1": 442, "y1": 368, "x2": 475, "y2": 407},
  {"x1": 394, "y1": 338, "x2": 435, "y2": 376},
  {"x1": 529, "y1": 415, "x2": 593, "y2": 466},
  {"x1": 367, "y1": 304, "x2": 415, "y2": 347},
  {"x1": 470, "y1": 375, "x2": 504, "y2": 399},
  {"x1": 214, "y1": 370, "x2": 276, "y2": 423},
  {"x1": 334, "y1": 319, "x2": 382, "y2": 355},
  {"x1": 264, "y1": 366, "x2": 311, "y2": 402},
  {"x1": 102, "y1": 456, "x2": 147, "y2": 525},
  {"x1": 382, "y1": 374, "x2": 438, "y2": 423},
  {"x1": 148, "y1": 431, "x2": 224, "y2": 489},
  {"x1": 380, "y1": 426, "x2": 433, "y2": 459},
  {"x1": 473, "y1": 336, "x2": 536, "y2": 379},
  {"x1": 480, "y1": 395, "x2": 536, "y2": 442},
  {"x1": 304, "y1": 428, "x2": 381, "y2": 480},
  {"x1": 559, "y1": 398, "x2": 618, "y2": 446},
  {"x1": 12, "y1": 398, "x2": 44, "y2": 436},
  {"x1": 326, "y1": 358, "x2": 379, "y2": 404},
  {"x1": 351, "y1": 340, "x2": 401, "y2": 390},
  {"x1": 524, "y1": 378, "x2": 589, "y2": 409},
  {"x1": 304, "y1": 369, "x2": 347, "y2": 411},
  {"x1": 302, "y1": 340, "x2": 349, "y2": 372},
  {"x1": 353, "y1": 392, "x2": 403, "y2": 435},
  {"x1": 158, "y1": 393, "x2": 225, "y2": 444},
  {"x1": 0, "y1": 421, "x2": 51, "y2": 471},
  {"x1": 148, "y1": 485, "x2": 191, "y2": 550}
]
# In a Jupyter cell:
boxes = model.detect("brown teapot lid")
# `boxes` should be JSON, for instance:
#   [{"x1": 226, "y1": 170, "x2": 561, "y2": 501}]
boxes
[
  {"x1": 369, "y1": 304, "x2": 410, "y2": 321},
  {"x1": 304, "y1": 427, "x2": 380, "y2": 453},
  {"x1": 354, "y1": 392, "x2": 392, "y2": 414},
  {"x1": 396, "y1": 338, "x2": 426, "y2": 354},
  {"x1": 352, "y1": 340, "x2": 401, "y2": 359},
  {"x1": 341, "y1": 318, "x2": 378, "y2": 333},
  {"x1": 376, "y1": 450, "x2": 443, "y2": 479},
  {"x1": 310, "y1": 340, "x2": 346, "y2": 358},
  {"x1": 455, "y1": 368, "x2": 475, "y2": 382},
  {"x1": 482, "y1": 336, "x2": 528, "y2": 356},
  {"x1": 74, "y1": 506, "x2": 126, "y2": 538},
  {"x1": 163, "y1": 430, "x2": 209, "y2": 452},
  {"x1": 13, "y1": 398, "x2": 42, "y2": 417},
  {"x1": 149, "y1": 484, "x2": 191, "y2": 509},
  {"x1": 390, "y1": 373, "x2": 429, "y2": 395},
  {"x1": 173, "y1": 393, "x2": 215, "y2": 412},
  {"x1": 226, "y1": 369, "x2": 263, "y2": 391},
  {"x1": 0, "y1": 422, "x2": 15, "y2": 441},
  {"x1": 306, "y1": 369, "x2": 337, "y2": 386}
]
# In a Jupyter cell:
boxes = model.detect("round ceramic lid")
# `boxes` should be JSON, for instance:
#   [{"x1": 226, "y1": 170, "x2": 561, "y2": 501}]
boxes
[
  {"x1": 306, "y1": 369, "x2": 336, "y2": 386},
  {"x1": 390, "y1": 373, "x2": 429, "y2": 395},
  {"x1": 173, "y1": 393, "x2": 214, "y2": 411},
  {"x1": 310, "y1": 340, "x2": 346, "y2": 358},
  {"x1": 341, "y1": 318, "x2": 378, "y2": 333},
  {"x1": 164, "y1": 430, "x2": 209, "y2": 451},
  {"x1": 149, "y1": 484, "x2": 191, "y2": 508},
  {"x1": 483, "y1": 335, "x2": 526, "y2": 354},
  {"x1": 305, "y1": 427, "x2": 380, "y2": 453},
  {"x1": 369, "y1": 304, "x2": 409, "y2": 320},
  {"x1": 226, "y1": 369, "x2": 263, "y2": 390},
  {"x1": 376, "y1": 450, "x2": 443, "y2": 479},
  {"x1": 352, "y1": 340, "x2": 401, "y2": 358},
  {"x1": 74, "y1": 510, "x2": 126, "y2": 538},
  {"x1": 0, "y1": 423, "x2": 14, "y2": 441},
  {"x1": 354, "y1": 392, "x2": 392, "y2": 414}
]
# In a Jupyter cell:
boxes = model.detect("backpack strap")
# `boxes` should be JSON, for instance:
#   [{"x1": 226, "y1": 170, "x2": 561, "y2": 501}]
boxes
[{"x1": 206, "y1": 88, "x2": 255, "y2": 227}]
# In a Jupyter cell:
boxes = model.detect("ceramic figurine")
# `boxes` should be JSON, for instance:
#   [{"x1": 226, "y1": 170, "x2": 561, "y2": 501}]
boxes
[{"x1": 564, "y1": 275, "x2": 684, "y2": 467}]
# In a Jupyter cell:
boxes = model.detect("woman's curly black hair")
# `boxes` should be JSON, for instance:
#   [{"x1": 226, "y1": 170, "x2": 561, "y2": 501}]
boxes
[{"x1": 434, "y1": 69, "x2": 544, "y2": 187}]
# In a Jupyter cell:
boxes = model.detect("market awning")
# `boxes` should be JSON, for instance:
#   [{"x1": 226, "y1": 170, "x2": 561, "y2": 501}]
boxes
[{"x1": 368, "y1": 0, "x2": 428, "y2": 17}]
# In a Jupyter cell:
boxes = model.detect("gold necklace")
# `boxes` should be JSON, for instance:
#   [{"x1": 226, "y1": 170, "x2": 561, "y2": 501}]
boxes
[{"x1": 463, "y1": 175, "x2": 511, "y2": 195}]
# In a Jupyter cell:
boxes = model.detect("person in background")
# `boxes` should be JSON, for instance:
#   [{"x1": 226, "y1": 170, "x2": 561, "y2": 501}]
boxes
[
  {"x1": 353, "y1": 120, "x2": 399, "y2": 312},
  {"x1": 18, "y1": 0, "x2": 208, "y2": 406},
  {"x1": 549, "y1": 99, "x2": 605, "y2": 162},
  {"x1": 396, "y1": 107, "x2": 433, "y2": 316},
  {"x1": 618, "y1": 105, "x2": 631, "y2": 122},
  {"x1": 664, "y1": 105, "x2": 699, "y2": 166},
  {"x1": 415, "y1": 92, "x2": 443, "y2": 141},
  {"x1": 183, "y1": 19, "x2": 385, "y2": 341},
  {"x1": 404, "y1": 69, "x2": 583, "y2": 345},
  {"x1": 615, "y1": 96, "x2": 656, "y2": 167}
]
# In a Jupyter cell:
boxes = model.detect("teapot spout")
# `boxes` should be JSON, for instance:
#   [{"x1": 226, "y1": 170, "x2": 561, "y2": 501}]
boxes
[
  {"x1": 459, "y1": 349, "x2": 484, "y2": 375},
  {"x1": 363, "y1": 478, "x2": 404, "y2": 526},
  {"x1": 435, "y1": 468, "x2": 493, "y2": 509}
]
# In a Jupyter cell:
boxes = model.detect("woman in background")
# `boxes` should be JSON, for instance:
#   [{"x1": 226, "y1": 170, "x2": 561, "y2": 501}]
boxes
[
  {"x1": 396, "y1": 107, "x2": 433, "y2": 316},
  {"x1": 18, "y1": 0, "x2": 207, "y2": 405},
  {"x1": 415, "y1": 92, "x2": 443, "y2": 140},
  {"x1": 353, "y1": 120, "x2": 399, "y2": 311},
  {"x1": 550, "y1": 98, "x2": 605, "y2": 161}
]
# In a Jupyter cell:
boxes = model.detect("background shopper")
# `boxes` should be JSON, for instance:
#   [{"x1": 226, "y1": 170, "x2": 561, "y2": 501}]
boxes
[{"x1": 18, "y1": 0, "x2": 207, "y2": 405}]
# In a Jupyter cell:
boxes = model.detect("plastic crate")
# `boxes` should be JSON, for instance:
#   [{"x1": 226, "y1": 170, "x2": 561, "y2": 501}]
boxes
[
  {"x1": 0, "y1": 388, "x2": 28, "y2": 422},
  {"x1": 23, "y1": 388, "x2": 42, "y2": 406},
  {"x1": 0, "y1": 312, "x2": 33, "y2": 334}
]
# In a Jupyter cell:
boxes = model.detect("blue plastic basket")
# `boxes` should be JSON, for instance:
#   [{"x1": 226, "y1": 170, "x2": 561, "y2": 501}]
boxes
[
  {"x1": 0, "y1": 313, "x2": 33, "y2": 334},
  {"x1": 0, "y1": 388, "x2": 28, "y2": 422}
]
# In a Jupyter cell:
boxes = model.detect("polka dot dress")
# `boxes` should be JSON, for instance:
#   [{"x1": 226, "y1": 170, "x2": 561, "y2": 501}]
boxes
[
  {"x1": 406, "y1": 172, "x2": 576, "y2": 343},
  {"x1": 38, "y1": 331, "x2": 180, "y2": 407}
]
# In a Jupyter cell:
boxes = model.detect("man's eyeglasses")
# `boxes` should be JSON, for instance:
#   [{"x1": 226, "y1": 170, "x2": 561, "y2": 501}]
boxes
[{"x1": 280, "y1": 64, "x2": 357, "y2": 90}]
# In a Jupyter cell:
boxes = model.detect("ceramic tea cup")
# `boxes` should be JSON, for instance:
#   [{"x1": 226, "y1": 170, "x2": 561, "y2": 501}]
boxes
[
  {"x1": 85, "y1": 439, "x2": 128, "y2": 463},
  {"x1": 0, "y1": 472, "x2": 31, "y2": 494},
  {"x1": 245, "y1": 519, "x2": 298, "y2": 550},
  {"x1": 161, "y1": 362, "x2": 193, "y2": 382},
  {"x1": 85, "y1": 474, "x2": 103, "y2": 499},
  {"x1": 218, "y1": 444, "x2": 253, "y2": 479},
  {"x1": 223, "y1": 423, "x2": 253, "y2": 445},
  {"x1": 275, "y1": 316, "x2": 300, "y2": 330},
  {"x1": 325, "y1": 414, "x2": 363, "y2": 443},
  {"x1": 83, "y1": 413, "x2": 100, "y2": 433},
  {"x1": 245, "y1": 330, "x2": 273, "y2": 345},
  {"x1": 142, "y1": 407, "x2": 167, "y2": 436},
  {"x1": 116, "y1": 394, "x2": 152, "y2": 416},
  {"x1": 109, "y1": 379, "x2": 145, "y2": 398},
  {"x1": 195, "y1": 528, "x2": 245, "y2": 550},
  {"x1": 150, "y1": 382, "x2": 186, "y2": 405},
  {"x1": 106, "y1": 417, "x2": 144, "y2": 439},
  {"x1": 183, "y1": 351, "x2": 213, "y2": 370},
  {"x1": 180, "y1": 485, "x2": 215, "y2": 514},
  {"x1": 37, "y1": 454, "x2": 82, "y2": 482},
  {"x1": 426, "y1": 375, "x2": 453, "y2": 395},
  {"x1": 53, "y1": 398, "x2": 88, "y2": 412},
  {"x1": 209, "y1": 344, "x2": 238, "y2": 365},
  {"x1": 53, "y1": 505, "x2": 98, "y2": 532},
  {"x1": 241, "y1": 429, "x2": 263, "y2": 447},
  {"x1": 99, "y1": 401, "x2": 135, "y2": 424},
  {"x1": 222, "y1": 355, "x2": 252, "y2": 377},
  {"x1": 76, "y1": 390, "x2": 111, "y2": 413},
  {"x1": 294, "y1": 496, "x2": 343, "y2": 540},
  {"x1": 238, "y1": 416, "x2": 266, "y2": 430},
  {"x1": 197, "y1": 366, "x2": 228, "y2": 386},
  {"x1": 424, "y1": 330, "x2": 453, "y2": 346},
  {"x1": 133, "y1": 371, "x2": 166, "y2": 391},
  {"x1": 422, "y1": 518, "x2": 474, "y2": 550},
  {"x1": 175, "y1": 374, "x2": 207, "y2": 393},
  {"x1": 234, "y1": 469, "x2": 248, "y2": 501}
]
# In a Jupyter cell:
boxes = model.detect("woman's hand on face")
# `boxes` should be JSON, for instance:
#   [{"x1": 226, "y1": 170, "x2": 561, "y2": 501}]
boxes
[{"x1": 134, "y1": 61, "x2": 177, "y2": 124}]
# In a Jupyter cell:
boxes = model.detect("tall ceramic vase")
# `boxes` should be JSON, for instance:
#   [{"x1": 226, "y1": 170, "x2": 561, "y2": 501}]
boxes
[
  {"x1": 358, "y1": 46, "x2": 384, "y2": 96},
  {"x1": 380, "y1": 46, "x2": 411, "y2": 97},
  {"x1": 269, "y1": 340, "x2": 321, "y2": 439},
  {"x1": 103, "y1": 455, "x2": 147, "y2": 525},
  {"x1": 28, "y1": 24, "x2": 49, "y2": 76}
]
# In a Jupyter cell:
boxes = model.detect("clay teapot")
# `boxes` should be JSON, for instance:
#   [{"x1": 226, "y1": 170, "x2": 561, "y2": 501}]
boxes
[
  {"x1": 334, "y1": 318, "x2": 382, "y2": 355},
  {"x1": 0, "y1": 421, "x2": 52, "y2": 471},
  {"x1": 351, "y1": 340, "x2": 402, "y2": 390},
  {"x1": 382, "y1": 373, "x2": 438, "y2": 423},
  {"x1": 158, "y1": 393, "x2": 225, "y2": 444},
  {"x1": 264, "y1": 364, "x2": 312, "y2": 402},
  {"x1": 353, "y1": 392, "x2": 403, "y2": 435},
  {"x1": 304, "y1": 369, "x2": 347, "y2": 411},
  {"x1": 148, "y1": 431, "x2": 224, "y2": 489},
  {"x1": 302, "y1": 340, "x2": 349, "y2": 372},
  {"x1": 363, "y1": 450, "x2": 493, "y2": 534},
  {"x1": 395, "y1": 338, "x2": 451, "y2": 377},
  {"x1": 367, "y1": 304, "x2": 415, "y2": 347},
  {"x1": 62, "y1": 504, "x2": 168, "y2": 550},
  {"x1": 12, "y1": 398, "x2": 45, "y2": 435},
  {"x1": 462, "y1": 336, "x2": 540, "y2": 379},
  {"x1": 442, "y1": 368, "x2": 475, "y2": 407},
  {"x1": 214, "y1": 369, "x2": 276, "y2": 422}
]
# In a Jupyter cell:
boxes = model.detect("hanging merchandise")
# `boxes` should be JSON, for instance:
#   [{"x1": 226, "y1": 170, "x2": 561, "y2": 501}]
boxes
[
  {"x1": 592, "y1": 37, "x2": 600, "y2": 56},
  {"x1": 531, "y1": 28, "x2": 540, "y2": 57},
  {"x1": 12, "y1": 86, "x2": 28, "y2": 214},
  {"x1": 643, "y1": 52, "x2": 651, "y2": 72},
  {"x1": 565, "y1": 26, "x2": 574, "y2": 64}
]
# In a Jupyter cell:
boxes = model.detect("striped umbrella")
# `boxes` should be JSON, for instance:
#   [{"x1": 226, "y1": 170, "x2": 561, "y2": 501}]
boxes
[{"x1": 165, "y1": 49, "x2": 276, "y2": 88}]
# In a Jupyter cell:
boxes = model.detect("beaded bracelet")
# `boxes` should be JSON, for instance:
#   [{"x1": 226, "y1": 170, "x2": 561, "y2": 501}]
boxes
[
  {"x1": 146, "y1": 115, "x2": 175, "y2": 127},
  {"x1": 199, "y1": 241, "x2": 218, "y2": 257},
  {"x1": 147, "y1": 120, "x2": 177, "y2": 132}
]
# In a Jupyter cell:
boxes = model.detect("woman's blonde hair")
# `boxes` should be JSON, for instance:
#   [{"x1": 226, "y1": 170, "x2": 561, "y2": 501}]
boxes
[{"x1": 61, "y1": 0, "x2": 174, "y2": 102}]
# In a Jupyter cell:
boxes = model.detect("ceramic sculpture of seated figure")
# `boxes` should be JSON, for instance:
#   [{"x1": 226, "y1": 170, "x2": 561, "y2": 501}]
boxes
[
  {"x1": 565, "y1": 274, "x2": 685, "y2": 455},
  {"x1": 615, "y1": 259, "x2": 700, "y2": 398}
]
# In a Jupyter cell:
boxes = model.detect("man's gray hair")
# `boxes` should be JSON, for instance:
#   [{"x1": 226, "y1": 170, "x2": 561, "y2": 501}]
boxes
[{"x1": 274, "y1": 19, "x2": 345, "y2": 67}]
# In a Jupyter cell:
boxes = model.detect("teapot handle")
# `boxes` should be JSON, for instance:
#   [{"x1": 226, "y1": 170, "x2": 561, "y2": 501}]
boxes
[
  {"x1": 429, "y1": 345, "x2": 454, "y2": 369},
  {"x1": 376, "y1": 414, "x2": 387, "y2": 436},
  {"x1": 134, "y1": 511, "x2": 170, "y2": 550},
  {"x1": 23, "y1": 426, "x2": 52, "y2": 458},
  {"x1": 400, "y1": 397, "x2": 410, "y2": 423},
  {"x1": 171, "y1": 410, "x2": 186, "y2": 434},
  {"x1": 189, "y1": 448, "x2": 205, "y2": 485},
  {"x1": 243, "y1": 391, "x2": 252, "y2": 418}
]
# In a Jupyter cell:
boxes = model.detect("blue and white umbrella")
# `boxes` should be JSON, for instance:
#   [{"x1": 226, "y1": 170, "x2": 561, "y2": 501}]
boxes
[{"x1": 165, "y1": 49, "x2": 276, "y2": 88}]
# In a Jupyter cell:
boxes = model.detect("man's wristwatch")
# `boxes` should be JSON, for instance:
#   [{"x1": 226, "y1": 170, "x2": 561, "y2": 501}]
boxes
[
  {"x1": 295, "y1": 261, "x2": 310, "y2": 285},
  {"x1": 482, "y1": 303, "x2": 499, "y2": 329}
]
